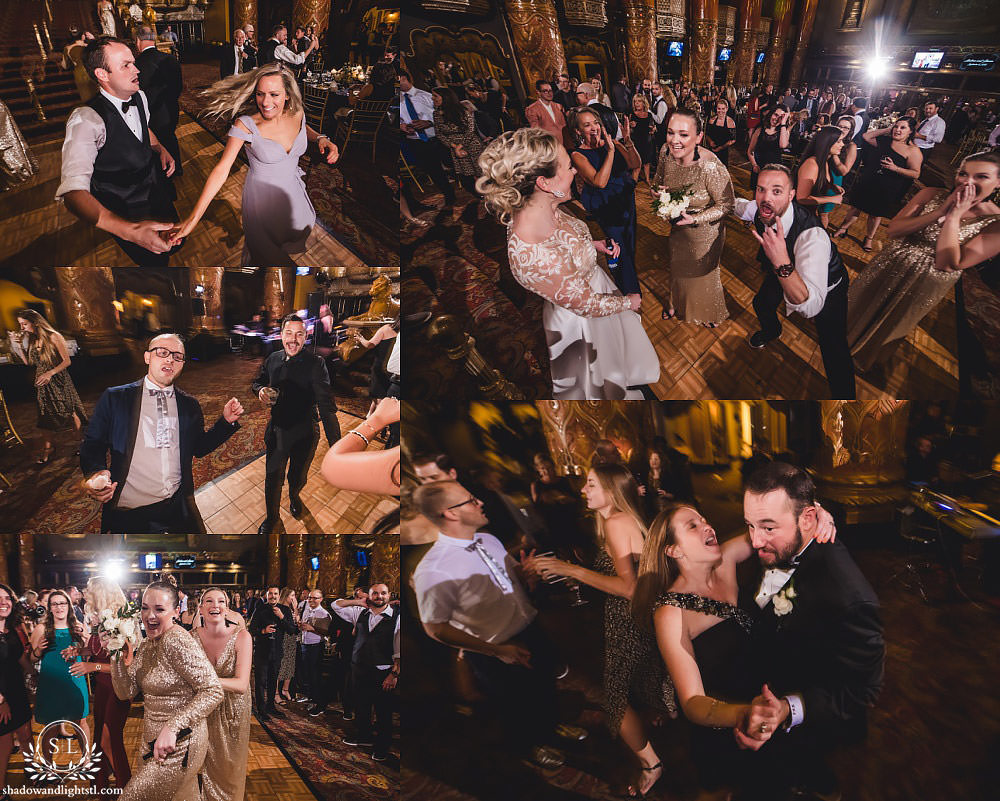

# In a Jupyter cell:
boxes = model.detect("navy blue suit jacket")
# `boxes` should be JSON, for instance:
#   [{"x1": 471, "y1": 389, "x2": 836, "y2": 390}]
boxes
[{"x1": 80, "y1": 380, "x2": 239, "y2": 531}]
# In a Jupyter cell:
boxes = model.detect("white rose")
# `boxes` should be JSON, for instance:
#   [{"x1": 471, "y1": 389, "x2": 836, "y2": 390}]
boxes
[
  {"x1": 100, "y1": 609, "x2": 114, "y2": 621},
  {"x1": 119, "y1": 619, "x2": 136, "y2": 639},
  {"x1": 108, "y1": 634, "x2": 126, "y2": 651},
  {"x1": 784, "y1": 585, "x2": 796, "y2": 599},
  {"x1": 772, "y1": 593, "x2": 793, "y2": 616}
]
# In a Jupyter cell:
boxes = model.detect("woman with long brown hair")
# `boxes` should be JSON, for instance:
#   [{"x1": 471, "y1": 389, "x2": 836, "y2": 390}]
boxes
[
  {"x1": 0, "y1": 583, "x2": 32, "y2": 793},
  {"x1": 432, "y1": 85, "x2": 485, "y2": 195},
  {"x1": 276, "y1": 587, "x2": 300, "y2": 703},
  {"x1": 169, "y1": 63, "x2": 339, "y2": 264},
  {"x1": 527, "y1": 464, "x2": 675, "y2": 798},
  {"x1": 14, "y1": 309, "x2": 86, "y2": 464}
]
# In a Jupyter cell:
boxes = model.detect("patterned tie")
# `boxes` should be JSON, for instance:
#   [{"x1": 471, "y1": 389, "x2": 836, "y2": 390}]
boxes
[
  {"x1": 465, "y1": 538, "x2": 513, "y2": 593},
  {"x1": 403, "y1": 92, "x2": 429, "y2": 141},
  {"x1": 148, "y1": 388, "x2": 172, "y2": 449}
]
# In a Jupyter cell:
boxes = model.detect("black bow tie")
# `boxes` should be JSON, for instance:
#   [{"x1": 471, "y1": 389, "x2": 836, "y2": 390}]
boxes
[{"x1": 121, "y1": 95, "x2": 139, "y2": 113}]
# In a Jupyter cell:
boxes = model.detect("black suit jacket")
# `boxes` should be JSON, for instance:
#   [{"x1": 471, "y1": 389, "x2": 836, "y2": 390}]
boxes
[
  {"x1": 220, "y1": 41, "x2": 244, "y2": 79},
  {"x1": 136, "y1": 46, "x2": 182, "y2": 141},
  {"x1": 80, "y1": 380, "x2": 239, "y2": 532},
  {"x1": 739, "y1": 539, "x2": 884, "y2": 743},
  {"x1": 243, "y1": 42, "x2": 258, "y2": 70},
  {"x1": 248, "y1": 602, "x2": 297, "y2": 660}
]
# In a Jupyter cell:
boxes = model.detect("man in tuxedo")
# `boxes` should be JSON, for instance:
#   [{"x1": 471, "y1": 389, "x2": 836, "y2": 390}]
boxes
[
  {"x1": 734, "y1": 164, "x2": 857, "y2": 399},
  {"x1": 738, "y1": 462, "x2": 884, "y2": 800},
  {"x1": 248, "y1": 585, "x2": 298, "y2": 721},
  {"x1": 57, "y1": 36, "x2": 179, "y2": 266},
  {"x1": 135, "y1": 26, "x2": 182, "y2": 172},
  {"x1": 524, "y1": 80, "x2": 567, "y2": 144},
  {"x1": 251, "y1": 314, "x2": 340, "y2": 534},
  {"x1": 220, "y1": 27, "x2": 248, "y2": 78},
  {"x1": 241, "y1": 24, "x2": 258, "y2": 69},
  {"x1": 80, "y1": 333, "x2": 243, "y2": 533}
]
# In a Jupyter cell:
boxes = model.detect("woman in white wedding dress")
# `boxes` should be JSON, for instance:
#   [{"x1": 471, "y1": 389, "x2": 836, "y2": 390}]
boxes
[{"x1": 477, "y1": 128, "x2": 660, "y2": 399}]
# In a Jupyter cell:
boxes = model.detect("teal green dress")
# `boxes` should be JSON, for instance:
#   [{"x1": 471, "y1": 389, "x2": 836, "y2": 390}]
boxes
[
  {"x1": 35, "y1": 628, "x2": 89, "y2": 723},
  {"x1": 818, "y1": 171, "x2": 843, "y2": 214}
]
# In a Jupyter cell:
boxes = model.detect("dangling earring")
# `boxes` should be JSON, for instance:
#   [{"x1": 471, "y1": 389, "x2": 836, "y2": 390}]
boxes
[{"x1": 551, "y1": 189, "x2": 566, "y2": 198}]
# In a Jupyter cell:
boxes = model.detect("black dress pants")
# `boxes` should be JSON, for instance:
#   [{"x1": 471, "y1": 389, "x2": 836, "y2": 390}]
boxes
[
  {"x1": 254, "y1": 648, "x2": 281, "y2": 712},
  {"x1": 103, "y1": 489, "x2": 197, "y2": 534},
  {"x1": 752, "y1": 272, "x2": 856, "y2": 399},
  {"x1": 353, "y1": 664, "x2": 394, "y2": 755},
  {"x1": 264, "y1": 420, "x2": 318, "y2": 522},
  {"x1": 401, "y1": 137, "x2": 455, "y2": 204}
]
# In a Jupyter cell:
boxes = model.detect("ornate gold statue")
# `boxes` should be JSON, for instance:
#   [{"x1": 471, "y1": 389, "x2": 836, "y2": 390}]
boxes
[{"x1": 337, "y1": 275, "x2": 399, "y2": 363}]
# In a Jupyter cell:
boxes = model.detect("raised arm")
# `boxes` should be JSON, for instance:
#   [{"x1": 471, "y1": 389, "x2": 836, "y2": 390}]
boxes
[
  {"x1": 936, "y1": 197, "x2": 1000, "y2": 272},
  {"x1": 885, "y1": 187, "x2": 950, "y2": 239},
  {"x1": 165, "y1": 632, "x2": 223, "y2": 734},
  {"x1": 831, "y1": 141, "x2": 856, "y2": 175},
  {"x1": 110, "y1": 639, "x2": 143, "y2": 701},
  {"x1": 686, "y1": 158, "x2": 735, "y2": 225}
]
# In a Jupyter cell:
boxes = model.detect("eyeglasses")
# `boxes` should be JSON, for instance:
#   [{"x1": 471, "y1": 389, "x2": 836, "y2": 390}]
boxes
[
  {"x1": 444, "y1": 496, "x2": 481, "y2": 513},
  {"x1": 148, "y1": 347, "x2": 186, "y2": 362}
]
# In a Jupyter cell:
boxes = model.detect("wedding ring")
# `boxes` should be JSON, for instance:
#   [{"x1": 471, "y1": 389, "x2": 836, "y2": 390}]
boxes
[{"x1": 759, "y1": 723, "x2": 769, "y2": 733}]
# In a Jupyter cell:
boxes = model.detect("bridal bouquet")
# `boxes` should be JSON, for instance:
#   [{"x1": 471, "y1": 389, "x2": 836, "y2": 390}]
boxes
[
  {"x1": 653, "y1": 185, "x2": 694, "y2": 220},
  {"x1": 98, "y1": 602, "x2": 142, "y2": 661}
]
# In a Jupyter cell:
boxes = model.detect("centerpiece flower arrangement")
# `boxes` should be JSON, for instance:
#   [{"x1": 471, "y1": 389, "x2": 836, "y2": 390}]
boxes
[
  {"x1": 653, "y1": 185, "x2": 694, "y2": 221},
  {"x1": 870, "y1": 111, "x2": 901, "y2": 130}
]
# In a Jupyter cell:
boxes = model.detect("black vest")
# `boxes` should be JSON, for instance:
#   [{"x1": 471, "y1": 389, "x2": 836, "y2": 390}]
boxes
[
  {"x1": 351, "y1": 609, "x2": 395, "y2": 668},
  {"x1": 755, "y1": 201, "x2": 847, "y2": 287},
  {"x1": 260, "y1": 39, "x2": 279, "y2": 65},
  {"x1": 86, "y1": 93, "x2": 174, "y2": 220},
  {"x1": 853, "y1": 111, "x2": 870, "y2": 144}
]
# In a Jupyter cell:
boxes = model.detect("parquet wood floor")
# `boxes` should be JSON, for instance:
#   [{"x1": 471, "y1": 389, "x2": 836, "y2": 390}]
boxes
[{"x1": 0, "y1": 116, "x2": 367, "y2": 270}]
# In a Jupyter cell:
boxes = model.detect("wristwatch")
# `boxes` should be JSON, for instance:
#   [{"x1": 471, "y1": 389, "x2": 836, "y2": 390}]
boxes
[{"x1": 774, "y1": 262, "x2": 795, "y2": 278}]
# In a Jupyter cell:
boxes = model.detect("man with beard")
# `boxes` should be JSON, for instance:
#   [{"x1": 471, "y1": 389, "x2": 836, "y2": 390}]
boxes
[
  {"x1": 252, "y1": 314, "x2": 340, "y2": 534},
  {"x1": 248, "y1": 585, "x2": 298, "y2": 721},
  {"x1": 738, "y1": 462, "x2": 884, "y2": 801},
  {"x1": 734, "y1": 164, "x2": 856, "y2": 398},
  {"x1": 80, "y1": 333, "x2": 243, "y2": 533},
  {"x1": 332, "y1": 584, "x2": 400, "y2": 761}
]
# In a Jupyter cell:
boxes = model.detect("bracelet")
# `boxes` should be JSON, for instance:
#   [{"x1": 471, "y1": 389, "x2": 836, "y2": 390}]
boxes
[
  {"x1": 347, "y1": 429, "x2": 370, "y2": 446},
  {"x1": 317, "y1": 133, "x2": 329, "y2": 142}
]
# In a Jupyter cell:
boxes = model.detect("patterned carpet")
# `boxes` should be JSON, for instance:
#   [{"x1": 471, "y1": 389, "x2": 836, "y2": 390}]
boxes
[
  {"x1": 178, "y1": 61, "x2": 398, "y2": 268},
  {"x1": 255, "y1": 699, "x2": 399, "y2": 801},
  {"x1": 3, "y1": 348, "x2": 372, "y2": 535},
  {"x1": 403, "y1": 154, "x2": 984, "y2": 400}
]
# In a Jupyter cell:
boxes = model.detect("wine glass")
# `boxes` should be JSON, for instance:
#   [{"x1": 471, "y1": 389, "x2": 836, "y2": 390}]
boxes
[{"x1": 536, "y1": 552, "x2": 589, "y2": 607}]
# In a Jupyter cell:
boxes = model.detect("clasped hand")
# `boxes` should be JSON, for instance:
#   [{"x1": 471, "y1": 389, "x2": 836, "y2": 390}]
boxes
[{"x1": 734, "y1": 684, "x2": 786, "y2": 751}]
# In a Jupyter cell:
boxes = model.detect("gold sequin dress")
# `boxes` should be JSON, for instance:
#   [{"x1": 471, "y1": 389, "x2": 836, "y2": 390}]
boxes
[
  {"x1": 0, "y1": 99, "x2": 38, "y2": 191},
  {"x1": 195, "y1": 629, "x2": 251, "y2": 801},
  {"x1": 508, "y1": 209, "x2": 660, "y2": 399},
  {"x1": 653, "y1": 146, "x2": 734, "y2": 324},
  {"x1": 847, "y1": 193, "x2": 1000, "y2": 370},
  {"x1": 111, "y1": 625, "x2": 224, "y2": 801}
]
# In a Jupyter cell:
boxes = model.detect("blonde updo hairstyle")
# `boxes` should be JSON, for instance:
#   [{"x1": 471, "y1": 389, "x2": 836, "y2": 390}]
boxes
[{"x1": 476, "y1": 128, "x2": 562, "y2": 226}]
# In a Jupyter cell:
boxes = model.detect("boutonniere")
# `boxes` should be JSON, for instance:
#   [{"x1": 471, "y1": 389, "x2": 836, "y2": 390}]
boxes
[{"x1": 772, "y1": 578, "x2": 796, "y2": 617}]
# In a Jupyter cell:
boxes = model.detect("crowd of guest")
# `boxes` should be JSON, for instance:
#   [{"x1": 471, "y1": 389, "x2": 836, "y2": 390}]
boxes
[
  {"x1": 403, "y1": 58, "x2": 1000, "y2": 400},
  {"x1": 405, "y1": 439, "x2": 885, "y2": 799},
  {"x1": 0, "y1": 575, "x2": 398, "y2": 798}
]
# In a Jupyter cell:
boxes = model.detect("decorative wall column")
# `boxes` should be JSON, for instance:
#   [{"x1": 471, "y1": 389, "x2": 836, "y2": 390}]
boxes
[
  {"x1": 266, "y1": 531, "x2": 281, "y2": 588},
  {"x1": 18, "y1": 532, "x2": 34, "y2": 589},
  {"x1": 52, "y1": 267, "x2": 124, "y2": 355},
  {"x1": 286, "y1": 534, "x2": 308, "y2": 590},
  {"x1": 786, "y1": 0, "x2": 819, "y2": 86},
  {"x1": 811, "y1": 401, "x2": 909, "y2": 524},
  {"x1": 536, "y1": 401, "x2": 655, "y2": 476},
  {"x1": 689, "y1": 0, "x2": 719, "y2": 85},
  {"x1": 623, "y1": 0, "x2": 657, "y2": 84},
  {"x1": 0, "y1": 536, "x2": 8, "y2": 585},
  {"x1": 318, "y1": 534, "x2": 348, "y2": 597},
  {"x1": 294, "y1": 0, "x2": 331, "y2": 34},
  {"x1": 503, "y1": 0, "x2": 567, "y2": 94},
  {"x1": 763, "y1": 0, "x2": 793, "y2": 86},
  {"x1": 234, "y1": 0, "x2": 257, "y2": 33},
  {"x1": 188, "y1": 268, "x2": 225, "y2": 337},
  {"x1": 371, "y1": 534, "x2": 400, "y2": 595},
  {"x1": 731, "y1": 0, "x2": 760, "y2": 86},
  {"x1": 263, "y1": 267, "x2": 295, "y2": 326}
]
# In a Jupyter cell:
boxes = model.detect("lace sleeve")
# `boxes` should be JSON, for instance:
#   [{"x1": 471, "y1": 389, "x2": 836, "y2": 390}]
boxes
[
  {"x1": 688, "y1": 158, "x2": 735, "y2": 226},
  {"x1": 508, "y1": 235, "x2": 633, "y2": 318}
]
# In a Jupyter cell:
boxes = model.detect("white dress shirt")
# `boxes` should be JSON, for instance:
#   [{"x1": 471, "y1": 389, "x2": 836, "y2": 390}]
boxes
[
  {"x1": 230, "y1": 43, "x2": 244, "y2": 75},
  {"x1": 915, "y1": 114, "x2": 946, "y2": 149},
  {"x1": 386, "y1": 334, "x2": 400, "y2": 376},
  {"x1": 989, "y1": 124, "x2": 1000, "y2": 148},
  {"x1": 650, "y1": 96, "x2": 668, "y2": 125},
  {"x1": 56, "y1": 88, "x2": 152, "y2": 201},
  {"x1": 117, "y1": 376, "x2": 182, "y2": 510},
  {"x1": 332, "y1": 604, "x2": 400, "y2": 668},
  {"x1": 271, "y1": 39, "x2": 307, "y2": 65},
  {"x1": 300, "y1": 603, "x2": 331, "y2": 645},
  {"x1": 412, "y1": 531, "x2": 536, "y2": 645},
  {"x1": 399, "y1": 86, "x2": 436, "y2": 139},
  {"x1": 735, "y1": 198, "x2": 838, "y2": 319}
]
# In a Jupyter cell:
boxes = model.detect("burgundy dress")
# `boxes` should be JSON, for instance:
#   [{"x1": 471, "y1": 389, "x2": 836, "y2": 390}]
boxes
[{"x1": 89, "y1": 634, "x2": 132, "y2": 790}]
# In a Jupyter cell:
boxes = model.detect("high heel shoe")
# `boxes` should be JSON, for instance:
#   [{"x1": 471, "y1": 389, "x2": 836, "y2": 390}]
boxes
[{"x1": 36, "y1": 444, "x2": 53, "y2": 465}]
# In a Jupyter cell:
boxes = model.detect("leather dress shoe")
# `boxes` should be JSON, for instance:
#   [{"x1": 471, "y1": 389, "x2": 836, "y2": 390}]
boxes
[
  {"x1": 289, "y1": 494, "x2": 303, "y2": 518},
  {"x1": 258, "y1": 518, "x2": 275, "y2": 535}
]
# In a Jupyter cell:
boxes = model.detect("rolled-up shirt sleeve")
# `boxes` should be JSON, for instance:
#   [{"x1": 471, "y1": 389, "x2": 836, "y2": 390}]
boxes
[
  {"x1": 734, "y1": 197, "x2": 758, "y2": 222},
  {"x1": 56, "y1": 106, "x2": 104, "y2": 201},
  {"x1": 274, "y1": 43, "x2": 306, "y2": 65},
  {"x1": 785, "y1": 228, "x2": 832, "y2": 319}
]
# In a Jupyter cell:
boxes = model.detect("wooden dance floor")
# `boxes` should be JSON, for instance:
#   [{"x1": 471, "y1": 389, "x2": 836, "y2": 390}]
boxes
[
  {"x1": 0, "y1": 113, "x2": 367, "y2": 270},
  {"x1": 194, "y1": 411, "x2": 400, "y2": 535},
  {"x1": 5, "y1": 702, "x2": 317, "y2": 799}
]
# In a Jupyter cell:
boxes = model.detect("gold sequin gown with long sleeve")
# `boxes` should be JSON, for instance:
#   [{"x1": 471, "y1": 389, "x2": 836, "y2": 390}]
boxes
[
  {"x1": 652, "y1": 147, "x2": 735, "y2": 324},
  {"x1": 847, "y1": 193, "x2": 1000, "y2": 370},
  {"x1": 195, "y1": 629, "x2": 251, "y2": 801},
  {"x1": 508, "y1": 209, "x2": 660, "y2": 399},
  {"x1": 111, "y1": 625, "x2": 224, "y2": 801}
]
